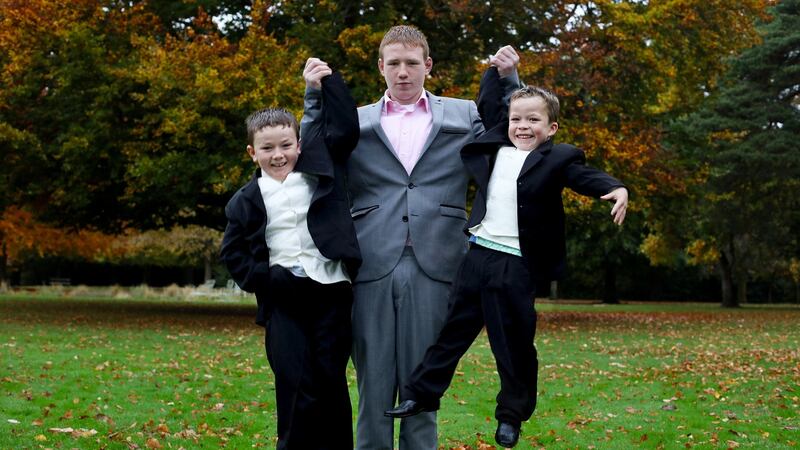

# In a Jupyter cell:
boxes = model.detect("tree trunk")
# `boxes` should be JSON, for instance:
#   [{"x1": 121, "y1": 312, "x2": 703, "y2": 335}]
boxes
[
  {"x1": 0, "y1": 240, "x2": 8, "y2": 288},
  {"x1": 549, "y1": 280, "x2": 558, "y2": 300},
  {"x1": 736, "y1": 278, "x2": 747, "y2": 305},
  {"x1": 602, "y1": 262, "x2": 619, "y2": 304},
  {"x1": 718, "y1": 249, "x2": 738, "y2": 307},
  {"x1": 204, "y1": 257, "x2": 213, "y2": 282}
]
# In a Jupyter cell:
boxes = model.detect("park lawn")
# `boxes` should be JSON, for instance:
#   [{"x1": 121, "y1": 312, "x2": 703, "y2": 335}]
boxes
[{"x1": 0, "y1": 293, "x2": 798, "y2": 449}]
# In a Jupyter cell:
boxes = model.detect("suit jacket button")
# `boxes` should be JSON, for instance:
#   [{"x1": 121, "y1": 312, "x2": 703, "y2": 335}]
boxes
[
  {"x1": 408, "y1": 182, "x2": 416, "y2": 189},
  {"x1": 402, "y1": 216, "x2": 409, "y2": 222}
]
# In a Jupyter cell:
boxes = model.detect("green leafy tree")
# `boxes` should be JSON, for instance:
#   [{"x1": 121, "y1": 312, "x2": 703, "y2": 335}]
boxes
[{"x1": 663, "y1": 0, "x2": 800, "y2": 306}]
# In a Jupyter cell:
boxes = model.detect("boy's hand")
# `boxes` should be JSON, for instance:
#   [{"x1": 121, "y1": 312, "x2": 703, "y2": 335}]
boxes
[
  {"x1": 490, "y1": 45, "x2": 520, "y2": 78},
  {"x1": 601, "y1": 187, "x2": 629, "y2": 225},
  {"x1": 304, "y1": 57, "x2": 332, "y2": 90}
]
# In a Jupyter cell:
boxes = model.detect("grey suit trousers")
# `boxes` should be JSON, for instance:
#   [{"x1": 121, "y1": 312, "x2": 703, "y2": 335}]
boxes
[{"x1": 352, "y1": 247, "x2": 452, "y2": 450}]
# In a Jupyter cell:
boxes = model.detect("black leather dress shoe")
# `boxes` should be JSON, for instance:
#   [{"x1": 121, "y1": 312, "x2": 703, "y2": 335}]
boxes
[
  {"x1": 495, "y1": 422, "x2": 520, "y2": 448},
  {"x1": 383, "y1": 399, "x2": 436, "y2": 418}
]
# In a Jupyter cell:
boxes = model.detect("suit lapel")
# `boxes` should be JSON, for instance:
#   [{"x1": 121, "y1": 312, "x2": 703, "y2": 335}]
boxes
[
  {"x1": 418, "y1": 92, "x2": 443, "y2": 159},
  {"x1": 367, "y1": 100, "x2": 398, "y2": 161},
  {"x1": 518, "y1": 140, "x2": 553, "y2": 179},
  {"x1": 241, "y1": 169, "x2": 267, "y2": 216}
]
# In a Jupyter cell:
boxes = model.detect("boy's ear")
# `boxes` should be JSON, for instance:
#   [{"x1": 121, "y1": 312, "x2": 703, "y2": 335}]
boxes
[
  {"x1": 548, "y1": 121, "x2": 559, "y2": 137},
  {"x1": 246, "y1": 145, "x2": 256, "y2": 161},
  {"x1": 297, "y1": 139, "x2": 302, "y2": 154}
]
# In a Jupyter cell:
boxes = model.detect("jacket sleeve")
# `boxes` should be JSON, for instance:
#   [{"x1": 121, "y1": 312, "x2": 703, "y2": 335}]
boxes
[
  {"x1": 300, "y1": 86, "x2": 324, "y2": 145},
  {"x1": 562, "y1": 146, "x2": 626, "y2": 198},
  {"x1": 321, "y1": 72, "x2": 360, "y2": 162},
  {"x1": 219, "y1": 199, "x2": 270, "y2": 293},
  {"x1": 477, "y1": 66, "x2": 523, "y2": 133}
]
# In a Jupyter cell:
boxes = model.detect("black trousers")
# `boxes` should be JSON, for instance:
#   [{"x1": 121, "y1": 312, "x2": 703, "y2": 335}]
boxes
[
  {"x1": 265, "y1": 266, "x2": 353, "y2": 449},
  {"x1": 405, "y1": 244, "x2": 538, "y2": 426}
]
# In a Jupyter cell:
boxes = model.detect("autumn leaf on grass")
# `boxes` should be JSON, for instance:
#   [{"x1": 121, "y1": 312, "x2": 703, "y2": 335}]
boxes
[
  {"x1": 146, "y1": 437, "x2": 162, "y2": 449},
  {"x1": 95, "y1": 413, "x2": 115, "y2": 426}
]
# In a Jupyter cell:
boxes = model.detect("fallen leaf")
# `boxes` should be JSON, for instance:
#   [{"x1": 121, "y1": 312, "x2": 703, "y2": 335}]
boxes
[{"x1": 72, "y1": 428, "x2": 98, "y2": 438}]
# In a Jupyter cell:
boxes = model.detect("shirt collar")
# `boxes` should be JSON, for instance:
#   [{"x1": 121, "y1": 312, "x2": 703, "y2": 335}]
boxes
[
  {"x1": 258, "y1": 169, "x2": 304, "y2": 194},
  {"x1": 382, "y1": 90, "x2": 429, "y2": 114}
]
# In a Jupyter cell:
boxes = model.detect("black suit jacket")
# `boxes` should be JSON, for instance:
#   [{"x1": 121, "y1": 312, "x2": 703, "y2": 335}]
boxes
[
  {"x1": 220, "y1": 72, "x2": 362, "y2": 326},
  {"x1": 462, "y1": 69, "x2": 625, "y2": 284}
]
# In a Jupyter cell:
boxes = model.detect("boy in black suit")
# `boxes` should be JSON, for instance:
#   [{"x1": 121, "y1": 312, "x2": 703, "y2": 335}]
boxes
[
  {"x1": 220, "y1": 67, "x2": 360, "y2": 449},
  {"x1": 385, "y1": 68, "x2": 629, "y2": 448}
]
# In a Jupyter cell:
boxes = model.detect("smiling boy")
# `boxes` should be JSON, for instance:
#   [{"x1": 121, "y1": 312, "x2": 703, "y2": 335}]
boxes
[
  {"x1": 220, "y1": 71, "x2": 361, "y2": 448},
  {"x1": 385, "y1": 71, "x2": 628, "y2": 448}
]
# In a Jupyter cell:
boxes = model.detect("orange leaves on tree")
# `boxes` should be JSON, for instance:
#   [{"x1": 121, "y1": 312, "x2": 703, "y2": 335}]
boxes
[{"x1": 0, "y1": 207, "x2": 118, "y2": 265}]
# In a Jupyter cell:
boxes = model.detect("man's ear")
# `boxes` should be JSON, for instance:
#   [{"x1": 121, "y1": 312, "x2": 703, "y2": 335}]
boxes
[
  {"x1": 425, "y1": 57, "x2": 433, "y2": 75},
  {"x1": 246, "y1": 145, "x2": 256, "y2": 161},
  {"x1": 297, "y1": 139, "x2": 302, "y2": 154},
  {"x1": 378, "y1": 58, "x2": 385, "y2": 76}
]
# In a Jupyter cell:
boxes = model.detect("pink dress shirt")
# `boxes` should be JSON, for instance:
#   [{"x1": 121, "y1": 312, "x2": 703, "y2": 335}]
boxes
[{"x1": 380, "y1": 91, "x2": 433, "y2": 175}]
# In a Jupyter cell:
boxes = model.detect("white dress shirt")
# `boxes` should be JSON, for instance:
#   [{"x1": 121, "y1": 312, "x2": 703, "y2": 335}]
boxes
[
  {"x1": 258, "y1": 170, "x2": 350, "y2": 284},
  {"x1": 468, "y1": 146, "x2": 530, "y2": 250}
]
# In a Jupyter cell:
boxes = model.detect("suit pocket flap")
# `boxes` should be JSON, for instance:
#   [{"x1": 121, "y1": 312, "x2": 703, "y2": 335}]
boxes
[
  {"x1": 351, "y1": 205, "x2": 379, "y2": 219},
  {"x1": 440, "y1": 127, "x2": 470, "y2": 135},
  {"x1": 439, "y1": 204, "x2": 467, "y2": 220}
]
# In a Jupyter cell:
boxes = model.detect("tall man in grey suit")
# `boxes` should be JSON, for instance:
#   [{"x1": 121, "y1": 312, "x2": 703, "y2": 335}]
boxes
[{"x1": 303, "y1": 25, "x2": 521, "y2": 449}]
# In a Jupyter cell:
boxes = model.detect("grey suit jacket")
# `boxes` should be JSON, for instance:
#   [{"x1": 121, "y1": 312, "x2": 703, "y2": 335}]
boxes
[{"x1": 303, "y1": 74, "x2": 520, "y2": 283}]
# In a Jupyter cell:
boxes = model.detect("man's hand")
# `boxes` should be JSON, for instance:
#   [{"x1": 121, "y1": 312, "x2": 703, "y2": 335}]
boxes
[
  {"x1": 490, "y1": 45, "x2": 520, "y2": 78},
  {"x1": 304, "y1": 57, "x2": 332, "y2": 90},
  {"x1": 600, "y1": 187, "x2": 629, "y2": 225}
]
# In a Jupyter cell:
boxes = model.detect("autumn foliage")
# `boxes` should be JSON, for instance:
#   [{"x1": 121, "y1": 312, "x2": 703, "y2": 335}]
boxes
[{"x1": 2, "y1": 0, "x2": 795, "y2": 301}]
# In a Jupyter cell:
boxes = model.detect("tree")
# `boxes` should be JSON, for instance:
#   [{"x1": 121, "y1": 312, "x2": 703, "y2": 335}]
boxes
[
  {"x1": 662, "y1": 0, "x2": 800, "y2": 306},
  {"x1": 121, "y1": 5, "x2": 305, "y2": 230},
  {"x1": 513, "y1": 0, "x2": 769, "y2": 302}
]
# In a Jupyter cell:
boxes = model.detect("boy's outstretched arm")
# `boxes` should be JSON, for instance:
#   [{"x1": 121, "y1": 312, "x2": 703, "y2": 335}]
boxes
[{"x1": 600, "y1": 187, "x2": 629, "y2": 225}]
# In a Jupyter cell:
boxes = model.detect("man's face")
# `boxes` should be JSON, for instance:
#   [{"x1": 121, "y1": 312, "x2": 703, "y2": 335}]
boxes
[
  {"x1": 508, "y1": 96, "x2": 558, "y2": 151},
  {"x1": 247, "y1": 125, "x2": 300, "y2": 182},
  {"x1": 378, "y1": 43, "x2": 432, "y2": 105}
]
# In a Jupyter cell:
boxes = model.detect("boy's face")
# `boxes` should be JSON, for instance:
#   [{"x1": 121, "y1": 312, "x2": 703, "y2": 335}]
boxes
[
  {"x1": 378, "y1": 43, "x2": 432, "y2": 105},
  {"x1": 247, "y1": 125, "x2": 300, "y2": 182},
  {"x1": 508, "y1": 96, "x2": 558, "y2": 151}
]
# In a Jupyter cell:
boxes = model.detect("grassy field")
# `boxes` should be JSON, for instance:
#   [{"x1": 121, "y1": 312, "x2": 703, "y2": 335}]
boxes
[{"x1": 1, "y1": 289, "x2": 798, "y2": 449}]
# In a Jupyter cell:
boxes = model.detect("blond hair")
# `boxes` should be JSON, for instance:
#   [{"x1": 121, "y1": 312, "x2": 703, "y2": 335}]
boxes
[{"x1": 379, "y1": 25, "x2": 430, "y2": 59}]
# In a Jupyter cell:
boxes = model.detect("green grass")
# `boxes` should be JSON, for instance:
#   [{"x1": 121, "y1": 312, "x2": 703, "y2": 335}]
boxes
[{"x1": 1, "y1": 292, "x2": 798, "y2": 449}]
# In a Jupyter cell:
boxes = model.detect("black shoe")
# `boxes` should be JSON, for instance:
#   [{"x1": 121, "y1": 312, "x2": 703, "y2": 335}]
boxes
[
  {"x1": 383, "y1": 399, "x2": 436, "y2": 418},
  {"x1": 495, "y1": 422, "x2": 520, "y2": 448}
]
